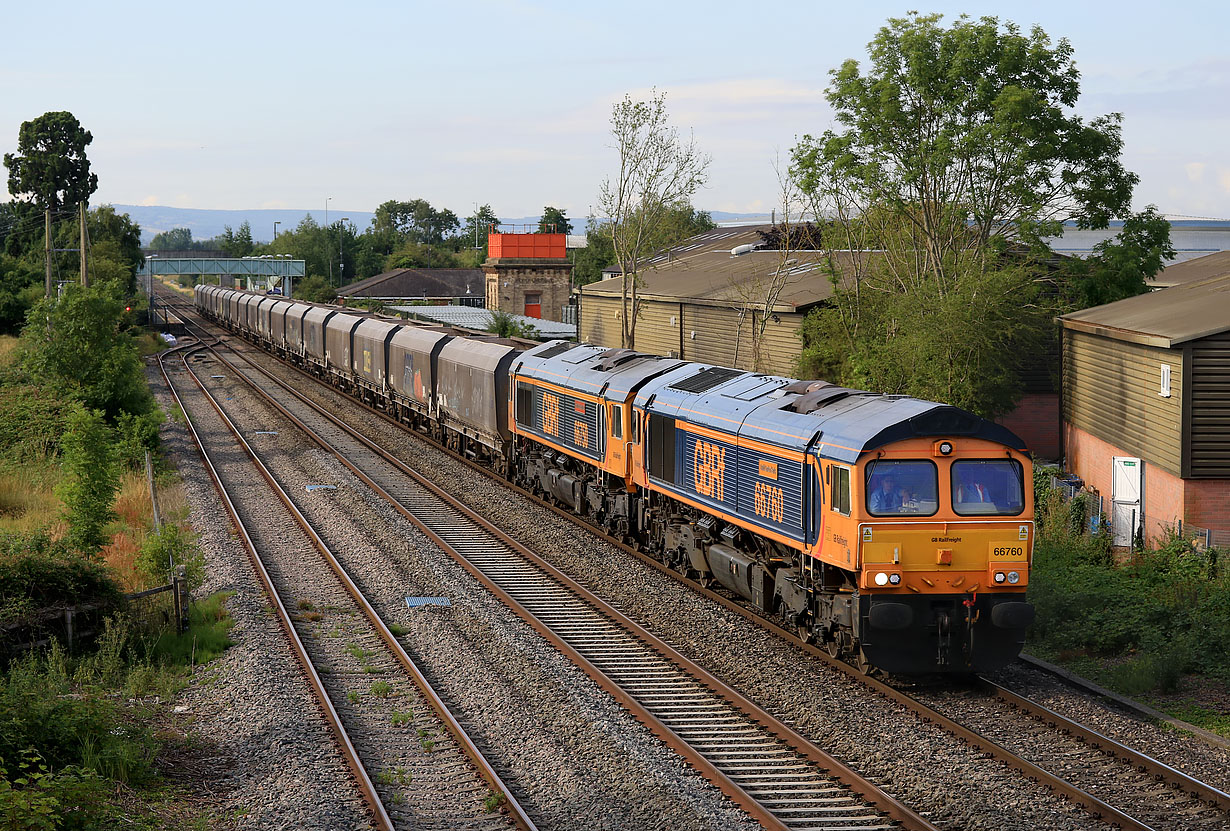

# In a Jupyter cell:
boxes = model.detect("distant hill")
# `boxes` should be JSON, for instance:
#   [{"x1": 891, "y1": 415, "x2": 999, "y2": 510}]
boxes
[{"x1": 110, "y1": 204, "x2": 773, "y2": 245}]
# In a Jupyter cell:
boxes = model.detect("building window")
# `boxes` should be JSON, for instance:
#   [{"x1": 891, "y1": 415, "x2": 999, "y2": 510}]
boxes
[{"x1": 1160, "y1": 364, "x2": 1171, "y2": 398}]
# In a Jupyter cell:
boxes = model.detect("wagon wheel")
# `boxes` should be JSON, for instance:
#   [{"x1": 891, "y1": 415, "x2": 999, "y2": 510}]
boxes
[
  {"x1": 855, "y1": 648, "x2": 876, "y2": 676},
  {"x1": 824, "y1": 634, "x2": 842, "y2": 659},
  {"x1": 795, "y1": 619, "x2": 813, "y2": 645}
]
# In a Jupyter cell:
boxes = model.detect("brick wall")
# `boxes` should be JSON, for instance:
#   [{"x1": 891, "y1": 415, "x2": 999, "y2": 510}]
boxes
[
  {"x1": 483, "y1": 261, "x2": 572, "y2": 322},
  {"x1": 1064, "y1": 422, "x2": 1188, "y2": 545},
  {"x1": 997, "y1": 392, "x2": 1060, "y2": 460},
  {"x1": 1185, "y1": 478, "x2": 1230, "y2": 534}
]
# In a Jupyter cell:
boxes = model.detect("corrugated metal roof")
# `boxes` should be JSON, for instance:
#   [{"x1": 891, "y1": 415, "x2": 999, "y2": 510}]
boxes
[
  {"x1": 1151, "y1": 250, "x2": 1230, "y2": 288},
  {"x1": 388, "y1": 305, "x2": 576, "y2": 339},
  {"x1": 581, "y1": 225, "x2": 858, "y2": 312},
  {"x1": 1060, "y1": 273, "x2": 1230, "y2": 347},
  {"x1": 339, "y1": 268, "x2": 484, "y2": 299}
]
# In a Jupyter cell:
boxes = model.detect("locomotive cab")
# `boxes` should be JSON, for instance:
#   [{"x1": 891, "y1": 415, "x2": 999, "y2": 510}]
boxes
[{"x1": 836, "y1": 438, "x2": 1035, "y2": 674}]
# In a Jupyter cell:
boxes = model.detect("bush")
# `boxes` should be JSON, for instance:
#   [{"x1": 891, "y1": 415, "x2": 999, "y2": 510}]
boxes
[
  {"x1": 1028, "y1": 487, "x2": 1230, "y2": 690},
  {"x1": 112, "y1": 410, "x2": 162, "y2": 472},
  {"x1": 0, "y1": 385, "x2": 70, "y2": 462},
  {"x1": 0, "y1": 533, "x2": 125, "y2": 626},
  {"x1": 136, "y1": 524, "x2": 203, "y2": 591},
  {"x1": 54, "y1": 407, "x2": 119, "y2": 556}
]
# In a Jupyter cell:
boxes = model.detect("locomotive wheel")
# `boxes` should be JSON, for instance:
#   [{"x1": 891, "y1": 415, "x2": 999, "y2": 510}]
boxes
[
  {"x1": 825, "y1": 635, "x2": 841, "y2": 658},
  {"x1": 856, "y1": 649, "x2": 876, "y2": 676},
  {"x1": 795, "y1": 619, "x2": 813, "y2": 645}
]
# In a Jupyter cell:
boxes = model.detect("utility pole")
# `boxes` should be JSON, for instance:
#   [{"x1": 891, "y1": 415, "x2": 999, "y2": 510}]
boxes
[
  {"x1": 44, "y1": 210, "x2": 52, "y2": 298},
  {"x1": 79, "y1": 202, "x2": 89, "y2": 286}
]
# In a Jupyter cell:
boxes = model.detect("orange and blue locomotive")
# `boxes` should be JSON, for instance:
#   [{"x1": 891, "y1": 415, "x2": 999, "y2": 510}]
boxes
[
  {"x1": 197, "y1": 285, "x2": 1035, "y2": 675},
  {"x1": 510, "y1": 343, "x2": 1035, "y2": 674}
]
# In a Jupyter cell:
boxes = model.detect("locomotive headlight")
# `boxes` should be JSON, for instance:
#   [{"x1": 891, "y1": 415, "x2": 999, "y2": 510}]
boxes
[
  {"x1": 1006, "y1": 571, "x2": 1020, "y2": 585},
  {"x1": 874, "y1": 572, "x2": 889, "y2": 586},
  {"x1": 888, "y1": 573, "x2": 901, "y2": 585},
  {"x1": 994, "y1": 571, "x2": 1006, "y2": 584}
]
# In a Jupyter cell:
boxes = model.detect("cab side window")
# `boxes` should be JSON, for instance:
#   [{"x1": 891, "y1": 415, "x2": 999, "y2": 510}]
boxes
[
  {"x1": 829, "y1": 465, "x2": 851, "y2": 516},
  {"x1": 611, "y1": 404, "x2": 623, "y2": 439}
]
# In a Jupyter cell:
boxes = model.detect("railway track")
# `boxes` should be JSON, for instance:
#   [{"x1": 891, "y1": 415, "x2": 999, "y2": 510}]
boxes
[
  {"x1": 165, "y1": 295, "x2": 1230, "y2": 830},
  {"x1": 158, "y1": 339, "x2": 535, "y2": 831},
  {"x1": 165, "y1": 301, "x2": 936, "y2": 831}
]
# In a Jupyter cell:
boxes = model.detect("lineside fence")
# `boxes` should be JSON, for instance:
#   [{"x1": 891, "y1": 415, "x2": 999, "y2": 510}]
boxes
[{"x1": 1042, "y1": 470, "x2": 1228, "y2": 551}]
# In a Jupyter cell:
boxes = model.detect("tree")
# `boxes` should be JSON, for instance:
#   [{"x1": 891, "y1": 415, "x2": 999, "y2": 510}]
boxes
[
  {"x1": 789, "y1": 13, "x2": 1151, "y2": 417},
  {"x1": 572, "y1": 218, "x2": 616, "y2": 287},
  {"x1": 219, "y1": 221, "x2": 254, "y2": 257},
  {"x1": 372, "y1": 199, "x2": 459, "y2": 245},
  {"x1": 4, "y1": 112, "x2": 99, "y2": 212},
  {"x1": 55, "y1": 405, "x2": 119, "y2": 556},
  {"x1": 21, "y1": 283, "x2": 153, "y2": 420},
  {"x1": 149, "y1": 228, "x2": 195, "y2": 251},
  {"x1": 538, "y1": 206, "x2": 573, "y2": 235},
  {"x1": 459, "y1": 204, "x2": 501, "y2": 257},
  {"x1": 598, "y1": 90, "x2": 710, "y2": 348},
  {"x1": 792, "y1": 13, "x2": 1139, "y2": 265},
  {"x1": 1061, "y1": 206, "x2": 1175, "y2": 309},
  {"x1": 293, "y1": 275, "x2": 337, "y2": 304}
]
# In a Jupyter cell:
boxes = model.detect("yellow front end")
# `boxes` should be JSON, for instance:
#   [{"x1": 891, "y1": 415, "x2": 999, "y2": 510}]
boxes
[{"x1": 858, "y1": 520, "x2": 1033, "y2": 595}]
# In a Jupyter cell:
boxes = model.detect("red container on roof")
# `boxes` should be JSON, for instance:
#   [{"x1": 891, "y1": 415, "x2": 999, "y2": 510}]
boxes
[{"x1": 488, "y1": 233, "x2": 566, "y2": 259}]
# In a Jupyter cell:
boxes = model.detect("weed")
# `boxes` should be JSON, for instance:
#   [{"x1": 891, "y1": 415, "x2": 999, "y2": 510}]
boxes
[
  {"x1": 297, "y1": 600, "x2": 316, "y2": 611},
  {"x1": 346, "y1": 691, "x2": 359, "y2": 704},
  {"x1": 390, "y1": 711, "x2": 412, "y2": 726},
  {"x1": 387, "y1": 623, "x2": 408, "y2": 637},
  {"x1": 484, "y1": 790, "x2": 506, "y2": 813},
  {"x1": 370, "y1": 681, "x2": 392, "y2": 698}
]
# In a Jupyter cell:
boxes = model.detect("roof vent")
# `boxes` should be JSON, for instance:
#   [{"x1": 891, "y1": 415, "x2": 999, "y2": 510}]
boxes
[
  {"x1": 669, "y1": 366, "x2": 742, "y2": 394},
  {"x1": 789, "y1": 386, "x2": 860, "y2": 414},
  {"x1": 595, "y1": 348, "x2": 645, "y2": 371}
]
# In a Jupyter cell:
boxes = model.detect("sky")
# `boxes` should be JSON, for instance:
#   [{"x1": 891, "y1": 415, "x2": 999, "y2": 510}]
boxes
[{"x1": 3, "y1": 1, "x2": 1229, "y2": 223}]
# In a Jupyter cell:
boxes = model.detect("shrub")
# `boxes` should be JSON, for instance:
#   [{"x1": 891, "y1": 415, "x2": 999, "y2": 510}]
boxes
[
  {"x1": 0, "y1": 532, "x2": 125, "y2": 626},
  {"x1": 55, "y1": 407, "x2": 120, "y2": 556},
  {"x1": 136, "y1": 524, "x2": 203, "y2": 592}
]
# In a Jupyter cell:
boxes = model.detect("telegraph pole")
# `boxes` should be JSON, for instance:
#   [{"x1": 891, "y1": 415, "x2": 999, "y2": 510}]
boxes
[
  {"x1": 44, "y1": 210, "x2": 52, "y2": 298},
  {"x1": 79, "y1": 202, "x2": 89, "y2": 286}
]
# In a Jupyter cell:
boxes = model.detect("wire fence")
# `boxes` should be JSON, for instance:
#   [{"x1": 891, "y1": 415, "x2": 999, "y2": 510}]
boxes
[{"x1": 1043, "y1": 472, "x2": 1226, "y2": 550}]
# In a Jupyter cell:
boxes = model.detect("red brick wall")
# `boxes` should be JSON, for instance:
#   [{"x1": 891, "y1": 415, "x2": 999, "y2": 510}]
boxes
[
  {"x1": 997, "y1": 393, "x2": 1060, "y2": 460},
  {"x1": 1064, "y1": 423, "x2": 1187, "y2": 545},
  {"x1": 1185, "y1": 479, "x2": 1230, "y2": 534}
]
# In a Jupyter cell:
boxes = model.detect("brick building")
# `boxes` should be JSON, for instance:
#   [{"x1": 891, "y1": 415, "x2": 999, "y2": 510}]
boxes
[
  {"x1": 483, "y1": 233, "x2": 572, "y2": 321},
  {"x1": 1059, "y1": 263, "x2": 1230, "y2": 547}
]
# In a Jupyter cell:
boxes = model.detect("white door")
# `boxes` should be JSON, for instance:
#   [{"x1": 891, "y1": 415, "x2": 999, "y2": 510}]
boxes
[{"x1": 1111, "y1": 456, "x2": 1143, "y2": 547}]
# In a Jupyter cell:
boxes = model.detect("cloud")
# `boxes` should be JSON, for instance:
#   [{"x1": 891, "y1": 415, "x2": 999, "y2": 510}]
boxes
[
  {"x1": 1220, "y1": 168, "x2": 1230, "y2": 194},
  {"x1": 1185, "y1": 163, "x2": 1206, "y2": 183},
  {"x1": 139, "y1": 195, "x2": 159, "y2": 206}
]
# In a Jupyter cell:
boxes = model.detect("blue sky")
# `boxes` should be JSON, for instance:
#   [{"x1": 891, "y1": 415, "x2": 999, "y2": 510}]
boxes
[{"x1": 4, "y1": 1, "x2": 1228, "y2": 221}]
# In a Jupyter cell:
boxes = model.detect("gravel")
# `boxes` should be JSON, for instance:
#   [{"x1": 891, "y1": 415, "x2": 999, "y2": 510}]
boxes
[{"x1": 149, "y1": 356, "x2": 374, "y2": 831}]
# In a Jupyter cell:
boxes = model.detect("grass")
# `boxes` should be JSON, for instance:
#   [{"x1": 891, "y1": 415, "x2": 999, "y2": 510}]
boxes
[{"x1": 149, "y1": 592, "x2": 236, "y2": 667}]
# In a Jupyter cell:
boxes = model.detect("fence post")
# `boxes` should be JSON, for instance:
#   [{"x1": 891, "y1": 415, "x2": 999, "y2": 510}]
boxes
[
  {"x1": 175, "y1": 565, "x2": 188, "y2": 634},
  {"x1": 64, "y1": 608, "x2": 74, "y2": 650}
]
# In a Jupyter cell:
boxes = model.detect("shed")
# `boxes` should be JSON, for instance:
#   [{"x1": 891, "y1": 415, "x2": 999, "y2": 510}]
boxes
[
  {"x1": 1059, "y1": 272, "x2": 1230, "y2": 546},
  {"x1": 338, "y1": 268, "x2": 485, "y2": 306}
]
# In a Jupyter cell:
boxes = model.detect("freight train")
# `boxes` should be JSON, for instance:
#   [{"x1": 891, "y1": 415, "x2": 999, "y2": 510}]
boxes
[{"x1": 196, "y1": 285, "x2": 1036, "y2": 674}]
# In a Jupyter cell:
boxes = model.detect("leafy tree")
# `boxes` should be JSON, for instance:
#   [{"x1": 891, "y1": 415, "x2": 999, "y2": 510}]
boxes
[
  {"x1": 0, "y1": 256, "x2": 42, "y2": 334},
  {"x1": 55, "y1": 405, "x2": 119, "y2": 556},
  {"x1": 460, "y1": 204, "x2": 501, "y2": 256},
  {"x1": 21, "y1": 283, "x2": 153, "y2": 420},
  {"x1": 218, "y1": 221, "x2": 255, "y2": 257},
  {"x1": 572, "y1": 218, "x2": 616, "y2": 287},
  {"x1": 3, "y1": 112, "x2": 99, "y2": 213},
  {"x1": 598, "y1": 90, "x2": 710, "y2": 347},
  {"x1": 792, "y1": 13, "x2": 1138, "y2": 262},
  {"x1": 790, "y1": 13, "x2": 1149, "y2": 417},
  {"x1": 149, "y1": 227, "x2": 195, "y2": 251},
  {"x1": 293, "y1": 275, "x2": 337, "y2": 304},
  {"x1": 538, "y1": 206, "x2": 573, "y2": 235},
  {"x1": 372, "y1": 199, "x2": 459, "y2": 245},
  {"x1": 1061, "y1": 206, "x2": 1175, "y2": 309}
]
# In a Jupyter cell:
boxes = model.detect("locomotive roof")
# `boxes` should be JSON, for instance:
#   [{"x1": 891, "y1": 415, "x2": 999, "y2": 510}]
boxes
[
  {"x1": 515, "y1": 341, "x2": 686, "y2": 401},
  {"x1": 637, "y1": 363, "x2": 1027, "y2": 462}
]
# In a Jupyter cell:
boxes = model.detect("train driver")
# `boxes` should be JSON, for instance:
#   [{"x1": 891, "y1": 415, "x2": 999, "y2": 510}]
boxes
[{"x1": 869, "y1": 474, "x2": 901, "y2": 513}]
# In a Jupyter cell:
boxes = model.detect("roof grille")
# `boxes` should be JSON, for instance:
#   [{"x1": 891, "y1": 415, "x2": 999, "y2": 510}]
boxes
[
  {"x1": 669, "y1": 366, "x2": 742, "y2": 394},
  {"x1": 534, "y1": 342, "x2": 575, "y2": 360}
]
